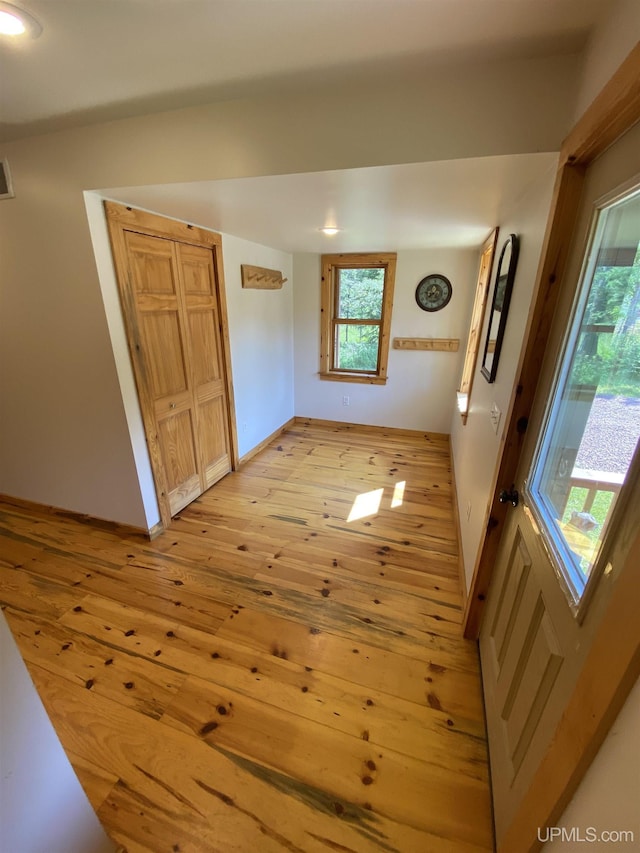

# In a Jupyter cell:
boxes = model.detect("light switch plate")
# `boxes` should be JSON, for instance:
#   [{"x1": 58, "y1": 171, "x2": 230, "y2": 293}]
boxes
[{"x1": 490, "y1": 403, "x2": 502, "y2": 434}]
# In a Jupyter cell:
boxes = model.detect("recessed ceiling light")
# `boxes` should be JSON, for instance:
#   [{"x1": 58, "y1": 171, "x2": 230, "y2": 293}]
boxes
[
  {"x1": 0, "y1": 2, "x2": 42, "y2": 38},
  {"x1": 320, "y1": 226, "x2": 340, "y2": 236}
]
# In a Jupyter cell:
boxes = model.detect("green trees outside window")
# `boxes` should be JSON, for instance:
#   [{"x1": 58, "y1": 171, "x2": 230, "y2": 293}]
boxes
[
  {"x1": 334, "y1": 267, "x2": 385, "y2": 371},
  {"x1": 572, "y1": 248, "x2": 640, "y2": 397}
]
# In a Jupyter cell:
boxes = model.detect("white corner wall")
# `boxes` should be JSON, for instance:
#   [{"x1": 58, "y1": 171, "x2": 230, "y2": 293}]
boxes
[
  {"x1": 0, "y1": 612, "x2": 116, "y2": 853},
  {"x1": 293, "y1": 249, "x2": 477, "y2": 433},
  {"x1": 0, "y1": 180, "x2": 149, "y2": 528},
  {"x1": 220, "y1": 234, "x2": 294, "y2": 457},
  {"x1": 573, "y1": 0, "x2": 640, "y2": 122},
  {"x1": 450, "y1": 164, "x2": 557, "y2": 590},
  {"x1": 84, "y1": 192, "x2": 159, "y2": 529},
  {"x1": 542, "y1": 675, "x2": 640, "y2": 850}
]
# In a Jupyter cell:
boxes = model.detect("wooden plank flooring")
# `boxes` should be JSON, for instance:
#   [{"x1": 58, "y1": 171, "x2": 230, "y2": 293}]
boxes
[{"x1": 0, "y1": 421, "x2": 493, "y2": 852}]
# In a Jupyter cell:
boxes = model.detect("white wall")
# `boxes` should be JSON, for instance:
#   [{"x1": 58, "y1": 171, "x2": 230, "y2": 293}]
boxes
[
  {"x1": 0, "y1": 53, "x2": 578, "y2": 527},
  {"x1": 0, "y1": 179, "x2": 148, "y2": 527},
  {"x1": 542, "y1": 676, "x2": 640, "y2": 851},
  {"x1": 0, "y1": 612, "x2": 116, "y2": 853},
  {"x1": 85, "y1": 192, "x2": 159, "y2": 529},
  {"x1": 450, "y1": 164, "x2": 557, "y2": 589},
  {"x1": 573, "y1": 0, "x2": 640, "y2": 121},
  {"x1": 293, "y1": 249, "x2": 477, "y2": 432},
  {"x1": 220, "y1": 234, "x2": 294, "y2": 458}
]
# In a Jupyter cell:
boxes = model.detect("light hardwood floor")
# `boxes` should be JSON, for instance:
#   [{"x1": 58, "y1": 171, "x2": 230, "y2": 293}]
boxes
[{"x1": 0, "y1": 421, "x2": 493, "y2": 852}]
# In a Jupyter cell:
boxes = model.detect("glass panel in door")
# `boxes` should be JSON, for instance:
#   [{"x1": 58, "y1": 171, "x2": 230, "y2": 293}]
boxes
[{"x1": 527, "y1": 187, "x2": 640, "y2": 606}]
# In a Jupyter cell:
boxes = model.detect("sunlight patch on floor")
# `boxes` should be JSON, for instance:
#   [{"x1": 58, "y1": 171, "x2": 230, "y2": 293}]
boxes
[
  {"x1": 347, "y1": 481, "x2": 406, "y2": 521},
  {"x1": 347, "y1": 488, "x2": 384, "y2": 521},
  {"x1": 391, "y1": 480, "x2": 406, "y2": 508}
]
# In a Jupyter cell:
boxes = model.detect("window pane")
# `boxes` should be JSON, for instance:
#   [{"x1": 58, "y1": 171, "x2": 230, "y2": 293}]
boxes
[
  {"x1": 528, "y1": 188, "x2": 640, "y2": 603},
  {"x1": 334, "y1": 323, "x2": 380, "y2": 371},
  {"x1": 337, "y1": 268, "x2": 384, "y2": 320}
]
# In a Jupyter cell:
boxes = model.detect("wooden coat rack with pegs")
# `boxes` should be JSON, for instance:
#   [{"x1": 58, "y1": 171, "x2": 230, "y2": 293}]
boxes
[
  {"x1": 393, "y1": 337, "x2": 460, "y2": 352},
  {"x1": 241, "y1": 264, "x2": 288, "y2": 289}
]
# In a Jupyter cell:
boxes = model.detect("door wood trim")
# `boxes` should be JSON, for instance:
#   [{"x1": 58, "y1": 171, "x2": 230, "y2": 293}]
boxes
[
  {"x1": 211, "y1": 232, "x2": 239, "y2": 475},
  {"x1": 105, "y1": 201, "x2": 238, "y2": 530},
  {"x1": 103, "y1": 202, "x2": 223, "y2": 248},
  {"x1": 464, "y1": 41, "x2": 640, "y2": 638}
]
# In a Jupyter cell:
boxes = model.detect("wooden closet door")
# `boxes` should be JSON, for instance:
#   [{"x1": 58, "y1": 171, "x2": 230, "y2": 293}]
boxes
[
  {"x1": 125, "y1": 231, "x2": 202, "y2": 516},
  {"x1": 177, "y1": 243, "x2": 232, "y2": 489},
  {"x1": 106, "y1": 201, "x2": 237, "y2": 530}
]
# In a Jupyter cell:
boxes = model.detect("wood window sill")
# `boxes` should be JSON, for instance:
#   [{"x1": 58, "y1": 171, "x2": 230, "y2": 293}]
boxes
[{"x1": 319, "y1": 372, "x2": 387, "y2": 386}]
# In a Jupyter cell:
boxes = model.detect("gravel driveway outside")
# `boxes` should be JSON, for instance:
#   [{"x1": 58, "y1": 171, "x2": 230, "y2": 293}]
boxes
[{"x1": 575, "y1": 396, "x2": 640, "y2": 474}]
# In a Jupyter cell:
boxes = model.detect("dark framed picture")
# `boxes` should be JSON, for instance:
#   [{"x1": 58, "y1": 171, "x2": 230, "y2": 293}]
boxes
[{"x1": 481, "y1": 234, "x2": 520, "y2": 383}]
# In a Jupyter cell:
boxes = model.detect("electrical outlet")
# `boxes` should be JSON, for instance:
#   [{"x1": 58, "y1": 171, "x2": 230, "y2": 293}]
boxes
[
  {"x1": 466, "y1": 501, "x2": 472, "y2": 521},
  {"x1": 343, "y1": 396, "x2": 350, "y2": 406},
  {"x1": 490, "y1": 403, "x2": 502, "y2": 434}
]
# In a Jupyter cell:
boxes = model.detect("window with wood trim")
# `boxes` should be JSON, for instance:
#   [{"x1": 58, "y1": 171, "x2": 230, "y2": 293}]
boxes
[
  {"x1": 320, "y1": 252, "x2": 396, "y2": 384},
  {"x1": 457, "y1": 229, "x2": 499, "y2": 422}
]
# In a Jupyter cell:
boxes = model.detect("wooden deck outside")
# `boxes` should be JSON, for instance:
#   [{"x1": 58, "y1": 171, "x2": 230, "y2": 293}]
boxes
[{"x1": 0, "y1": 421, "x2": 493, "y2": 853}]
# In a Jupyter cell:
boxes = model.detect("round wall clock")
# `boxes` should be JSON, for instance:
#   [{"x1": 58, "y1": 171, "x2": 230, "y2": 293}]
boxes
[{"x1": 415, "y1": 274, "x2": 452, "y2": 312}]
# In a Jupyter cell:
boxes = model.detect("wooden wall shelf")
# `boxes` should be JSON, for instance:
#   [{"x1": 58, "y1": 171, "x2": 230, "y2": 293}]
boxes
[
  {"x1": 393, "y1": 338, "x2": 460, "y2": 352},
  {"x1": 241, "y1": 264, "x2": 288, "y2": 289}
]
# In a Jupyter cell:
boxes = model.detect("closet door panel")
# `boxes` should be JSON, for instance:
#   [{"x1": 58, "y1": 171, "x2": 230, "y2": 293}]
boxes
[
  {"x1": 178, "y1": 243, "x2": 232, "y2": 490},
  {"x1": 125, "y1": 231, "x2": 202, "y2": 517}
]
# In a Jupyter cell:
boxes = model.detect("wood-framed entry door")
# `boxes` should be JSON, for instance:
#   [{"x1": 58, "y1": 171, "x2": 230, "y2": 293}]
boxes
[
  {"x1": 105, "y1": 202, "x2": 237, "y2": 529},
  {"x1": 480, "y1": 120, "x2": 640, "y2": 849}
]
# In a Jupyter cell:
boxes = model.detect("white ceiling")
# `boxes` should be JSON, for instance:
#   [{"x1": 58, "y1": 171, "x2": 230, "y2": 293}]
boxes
[
  {"x1": 1, "y1": 0, "x2": 610, "y2": 140},
  {"x1": 2, "y1": 0, "x2": 606, "y2": 253},
  {"x1": 100, "y1": 153, "x2": 558, "y2": 253}
]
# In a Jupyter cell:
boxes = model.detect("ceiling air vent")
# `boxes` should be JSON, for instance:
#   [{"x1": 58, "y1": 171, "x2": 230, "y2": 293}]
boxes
[{"x1": 0, "y1": 158, "x2": 15, "y2": 199}]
